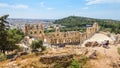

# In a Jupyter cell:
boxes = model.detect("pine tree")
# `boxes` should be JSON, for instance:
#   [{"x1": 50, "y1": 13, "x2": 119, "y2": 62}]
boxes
[{"x1": 0, "y1": 15, "x2": 9, "y2": 53}]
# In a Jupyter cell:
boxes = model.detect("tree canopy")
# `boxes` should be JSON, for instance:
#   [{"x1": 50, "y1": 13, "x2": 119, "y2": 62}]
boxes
[
  {"x1": 0, "y1": 15, "x2": 24, "y2": 54},
  {"x1": 7, "y1": 29, "x2": 24, "y2": 51},
  {"x1": 54, "y1": 16, "x2": 120, "y2": 34},
  {"x1": 0, "y1": 15, "x2": 9, "y2": 53}
]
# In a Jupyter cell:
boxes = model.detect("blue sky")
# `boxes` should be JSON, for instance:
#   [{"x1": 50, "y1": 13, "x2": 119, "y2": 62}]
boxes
[{"x1": 0, "y1": 0, "x2": 120, "y2": 20}]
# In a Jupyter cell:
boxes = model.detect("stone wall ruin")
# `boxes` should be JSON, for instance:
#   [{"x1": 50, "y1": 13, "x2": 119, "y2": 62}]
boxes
[
  {"x1": 45, "y1": 23, "x2": 99, "y2": 46},
  {"x1": 25, "y1": 23, "x2": 99, "y2": 46},
  {"x1": 25, "y1": 24, "x2": 44, "y2": 40}
]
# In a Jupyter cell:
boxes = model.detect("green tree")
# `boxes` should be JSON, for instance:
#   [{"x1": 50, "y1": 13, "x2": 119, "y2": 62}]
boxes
[
  {"x1": 0, "y1": 15, "x2": 9, "y2": 53},
  {"x1": 0, "y1": 15, "x2": 24, "y2": 54},
  {"x1": 54, "y1": 16, "x2": 120, "y2": 33},
  {"x1": 7, "y1": 29, "x2": 25, "y2": 51},
  {"x1": 7, "y1": 29, "x2": 24, "y2": 43},
  {"x1": 31, "y1": 40, "x2": 46, "y2": 51}
]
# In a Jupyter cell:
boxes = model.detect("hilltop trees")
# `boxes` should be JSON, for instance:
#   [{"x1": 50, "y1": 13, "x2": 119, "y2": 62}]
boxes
[{"x1": 54, "y1": 16, "x2": 120, "y2": 33}]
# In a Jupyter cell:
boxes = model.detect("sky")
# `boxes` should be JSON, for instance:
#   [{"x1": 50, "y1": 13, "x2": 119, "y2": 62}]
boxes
[{"x1": 0, "y1": 0, "x2": 120, "y2": 20}]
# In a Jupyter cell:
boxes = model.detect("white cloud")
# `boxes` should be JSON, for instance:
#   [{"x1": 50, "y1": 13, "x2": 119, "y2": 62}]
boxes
[
  {"x1": 0, "y1": 3, "x2": 9, "y2": 7},
  {"x1": 86, "y1": 0, "x2": 120, "y2": 5},
  {"x1": 86, "y1": 0, "x2": 103, "y2": 5},
  {"x1": 11, "y1": 4, "x2": 28, "y2": 9},
  {"x1": 0, "y1": 3, "x2": 28, "y2": 9},
  {"x1": 47, "y1": 8, "x2": 54, "y2": 10}
]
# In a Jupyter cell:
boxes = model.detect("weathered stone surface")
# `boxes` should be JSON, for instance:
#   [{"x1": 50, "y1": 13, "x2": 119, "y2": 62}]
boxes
[
  {"x1": 25, "y1": 24, "x2": 44, "y2": 40},
  {"x1": 45, "y1": 23, "x2": 99, "y2": 46},
  {"x1": 25, "y1": 23, "x2": 99, "y2": 47},
  {"x1": 85, "y1": 41, "x2": 101, "y2": 47},
  {"x1": 39, "y1": 54, "x2": 73, "y2": 64}
]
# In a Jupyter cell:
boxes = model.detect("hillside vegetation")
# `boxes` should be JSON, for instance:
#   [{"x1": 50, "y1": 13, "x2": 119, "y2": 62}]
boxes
[{"x1": 54, "y1": 16, "x2": 120, "y2": 33}]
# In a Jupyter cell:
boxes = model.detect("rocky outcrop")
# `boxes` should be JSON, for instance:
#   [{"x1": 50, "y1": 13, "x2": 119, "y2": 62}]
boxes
[{"x1": 85, "y1": 41, "x2": 101, "y2": 47}]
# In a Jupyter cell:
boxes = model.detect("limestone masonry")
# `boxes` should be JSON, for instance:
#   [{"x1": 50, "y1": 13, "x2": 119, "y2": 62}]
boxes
[{"x1": 25, "y1": 23, "x2": 99, "y2": 46}]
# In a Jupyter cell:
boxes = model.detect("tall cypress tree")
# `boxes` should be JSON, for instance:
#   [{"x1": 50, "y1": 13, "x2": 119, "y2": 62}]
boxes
[{"x1": 0, "y1": 15, "x2": 9, "y2": 53}]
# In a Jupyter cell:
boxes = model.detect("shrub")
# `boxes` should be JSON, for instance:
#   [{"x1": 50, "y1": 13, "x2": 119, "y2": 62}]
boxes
[
  {"x1": 71, "y1": 59, "x2": 79, "y2": 68},
  {"x1": 41, "y1": 45, "x2": 46, "y2": 51},
  {"x1": 79, "y1": 56, "x2": 88, "y2": 68},
  {"x1": 80, "y1": 55, "x2": 88, "y2": 64},
  {"x1": 0, "y1": 52, "x2": 7, "y2": 61},
  {"x1": 31, "y1": 40, "x2": 46, "y2": 52},
  {"x1": 18, "y1": 46, "x2": 24, "y2": 52},
  {"x1": 70, "y1": 56, "x2": 88, "y2": 68}
]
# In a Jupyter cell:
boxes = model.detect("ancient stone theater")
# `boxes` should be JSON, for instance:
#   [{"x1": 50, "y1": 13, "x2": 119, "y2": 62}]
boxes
[{"x1": 25, "y1": 23, "x2": 99, "y2": 46}]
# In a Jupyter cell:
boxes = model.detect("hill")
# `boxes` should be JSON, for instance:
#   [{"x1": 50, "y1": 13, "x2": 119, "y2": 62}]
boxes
[{"x1": 54, "y1": 16, "x2": 120, "y2": 33}]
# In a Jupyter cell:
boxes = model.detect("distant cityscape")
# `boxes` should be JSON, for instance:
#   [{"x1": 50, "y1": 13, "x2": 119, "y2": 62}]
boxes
[{"x1": 7, "y1": 18, "x2": 55, "y2": 30}]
